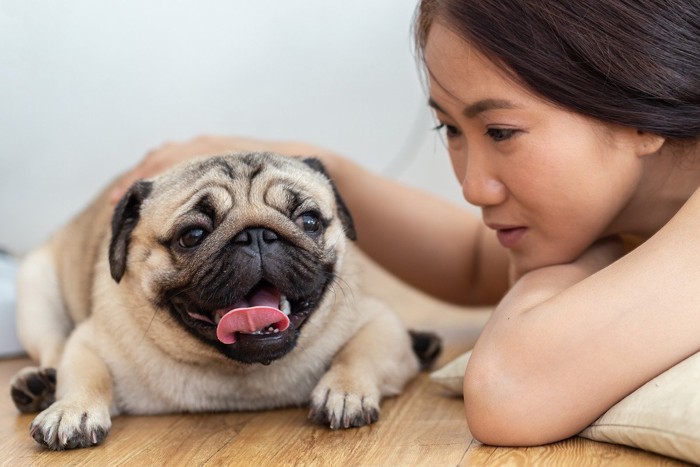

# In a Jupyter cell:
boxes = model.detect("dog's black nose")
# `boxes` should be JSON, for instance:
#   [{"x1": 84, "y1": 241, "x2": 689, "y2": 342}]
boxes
[{"x1": 233, "y1": 228, "x2": 278, "y2": 256}]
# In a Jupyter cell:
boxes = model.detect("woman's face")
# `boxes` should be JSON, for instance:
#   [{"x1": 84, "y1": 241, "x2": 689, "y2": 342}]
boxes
[{"x1": 424, "y1": 22, "x2": 645, "y2": 275}]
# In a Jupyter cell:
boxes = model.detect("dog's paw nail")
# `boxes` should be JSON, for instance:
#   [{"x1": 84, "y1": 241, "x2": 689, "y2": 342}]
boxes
[
  {"x1": 367, "y1": 407, "x2": 379, "y2": 425},
  {"x1": 329, "y1": 413, "x2": 339, "y2": 430}
]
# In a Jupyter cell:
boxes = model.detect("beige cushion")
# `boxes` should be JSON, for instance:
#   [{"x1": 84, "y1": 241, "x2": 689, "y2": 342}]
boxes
[
  {"x1": 430, "y1": 350, "x2": 700, "y2": 464},
  {"x1": 429, "y1": 351, "x2": 471, "y2": 395}
]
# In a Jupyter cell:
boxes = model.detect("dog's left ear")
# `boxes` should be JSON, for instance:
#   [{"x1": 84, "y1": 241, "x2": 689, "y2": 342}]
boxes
[
  {"x1": 109, "y1": 180, "x2": 153, "y2": 282},
  {"x1": 300, "y1": 157, "x2": 357, "y2": 241}
]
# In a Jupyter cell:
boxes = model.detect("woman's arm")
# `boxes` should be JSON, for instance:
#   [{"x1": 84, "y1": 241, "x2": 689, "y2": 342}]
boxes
[
  {"x1": 464, "y1": 189, "x2": 700, "y2": 446},
  {"x1": 325, "y1": 155, "x2": 510, "y2": 305},
  {"x1": 112, "y1": 135, "x2": 510, "y2": 305}
]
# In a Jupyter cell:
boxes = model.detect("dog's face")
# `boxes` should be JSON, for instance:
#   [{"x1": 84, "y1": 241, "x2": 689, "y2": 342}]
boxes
[{"x1": 108, "y1": 153, "x2": 355, "y2": 365}]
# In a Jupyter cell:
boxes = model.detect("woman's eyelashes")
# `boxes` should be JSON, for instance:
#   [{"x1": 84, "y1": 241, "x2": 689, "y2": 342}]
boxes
[
  {"x1": 485, "y1": 127, "x2": 520, "y2": 142},
  {"x1": 434, "y1": 122, "x2": 520, "y2": 143},
  {"x1": 433, "y1": 122, "x2": 461, "y2": 138}
]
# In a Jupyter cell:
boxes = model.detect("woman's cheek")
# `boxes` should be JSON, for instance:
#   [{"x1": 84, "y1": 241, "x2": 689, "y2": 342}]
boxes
[{"x1": 448, "y1": 149, "x2": 467, "y2": 186}]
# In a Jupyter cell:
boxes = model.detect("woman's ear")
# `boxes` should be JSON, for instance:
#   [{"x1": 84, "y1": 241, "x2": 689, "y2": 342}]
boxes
[{"x1": 635, "y1": 130, "x2": 666, "y2": 158}]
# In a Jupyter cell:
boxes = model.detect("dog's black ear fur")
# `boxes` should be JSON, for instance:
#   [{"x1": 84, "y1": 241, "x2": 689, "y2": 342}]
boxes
[
  {"x1": 109, "y1": 180, "x2": 153, "y2": 283},
  {"x1": 300, "y1": 157, "x2": 357, "y2": 241}
]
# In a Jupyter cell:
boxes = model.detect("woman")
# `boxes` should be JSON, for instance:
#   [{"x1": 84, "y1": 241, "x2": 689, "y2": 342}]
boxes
[{"x1": 113, "y1": 0, "x2": 700, "y2": 446}]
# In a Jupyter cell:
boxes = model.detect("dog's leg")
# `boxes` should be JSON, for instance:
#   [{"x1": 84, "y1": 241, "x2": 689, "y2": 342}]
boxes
[
  {"x1": 11, "y1": 246, "x2": 72, "y2": 413},
  {"x1": 29, "y1": 323, "x2": 113, "y2": 450},
  {"x1": 16, "y1": 245, "x2": 72, "y2": 366},
  {"x1": 308, "y1": 299, "x2": 421, "y2": 429}
]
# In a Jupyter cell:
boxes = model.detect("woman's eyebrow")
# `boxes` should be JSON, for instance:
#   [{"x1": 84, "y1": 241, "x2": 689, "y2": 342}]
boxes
[
  {"x1": 428, "y1": 97, "x2": 519, "y2": 118},
  {"x1": 463, "y1": 99, "x2": 519, "y2": 117},
  {"x1": 428, "y1": 97, "x2": 447, "y2": 113}
]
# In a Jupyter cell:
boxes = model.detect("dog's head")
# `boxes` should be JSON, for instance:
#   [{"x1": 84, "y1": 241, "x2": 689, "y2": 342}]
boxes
[{"x1": 109, "y1": 152, "x2": 355, "y2": 365}]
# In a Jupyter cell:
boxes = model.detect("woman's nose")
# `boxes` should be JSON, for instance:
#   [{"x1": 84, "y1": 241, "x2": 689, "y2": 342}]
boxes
[{"x1": 461, "y1": 153, "x2": 507, "y2": 208}]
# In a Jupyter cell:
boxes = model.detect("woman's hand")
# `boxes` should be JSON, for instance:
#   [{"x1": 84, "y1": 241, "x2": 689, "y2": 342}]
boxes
[
  {"x1": 502, "y1": 236, "x2": 625, "y2": 322},
  {"x1": 109, "y1": 135, "x2": 334, "y2": 203},
  {"x1": 569, "y1": 235, "x2": 626, "y2": 276},
  {"x1": 508, "y1": 235, "x2": 625, "y2": 285}
]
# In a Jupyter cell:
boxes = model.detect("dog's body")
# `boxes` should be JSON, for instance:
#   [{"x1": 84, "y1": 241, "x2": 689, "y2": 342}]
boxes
[{"x1": 11, "y1": 153, "x2": 439, "y2": 450}]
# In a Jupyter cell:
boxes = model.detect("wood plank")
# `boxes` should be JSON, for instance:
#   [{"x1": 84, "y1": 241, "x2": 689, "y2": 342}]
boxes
[
  {"x1": 3, "y1": 355, "x2": 687, "y2": 466},
  {"x1": 0, "y1": 255, "x2": 690, "y2": 465}
]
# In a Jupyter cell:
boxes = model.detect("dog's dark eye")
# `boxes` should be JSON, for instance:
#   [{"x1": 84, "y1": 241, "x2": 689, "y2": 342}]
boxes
[
  {"x1": 178, "y1": 228, "x2": 208, "y2": 249},
  {"x1": 296, "y1": 212, "x2": 322, "y2": 235}
]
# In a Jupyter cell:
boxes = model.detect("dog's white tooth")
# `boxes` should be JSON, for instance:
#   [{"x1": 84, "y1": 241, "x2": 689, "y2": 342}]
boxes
[
  {"x1": 213, "y1": 310, "x2": 225, "y2": 325},
  {"x1": 280, "y1": 296, "x2": 291, "y2": 316}
]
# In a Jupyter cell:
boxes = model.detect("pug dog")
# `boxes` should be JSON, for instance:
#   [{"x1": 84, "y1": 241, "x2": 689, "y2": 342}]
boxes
[{"x1": 10, "y1": 152, "x2": 440, "y2": 451}]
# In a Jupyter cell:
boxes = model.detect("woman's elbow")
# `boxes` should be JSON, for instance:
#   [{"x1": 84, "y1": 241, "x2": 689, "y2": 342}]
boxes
[{"x1": 463, "y1": 356, "x2": 583, "y2": 447}]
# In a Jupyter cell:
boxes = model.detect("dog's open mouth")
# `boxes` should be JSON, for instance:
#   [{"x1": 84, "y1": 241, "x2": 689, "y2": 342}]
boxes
[
  {"x1": 167, "y1": 275, "x2": 328, "y2": 364},
  {"x1": 177, "y1": 281, "x2": 310, "y2": 345}
]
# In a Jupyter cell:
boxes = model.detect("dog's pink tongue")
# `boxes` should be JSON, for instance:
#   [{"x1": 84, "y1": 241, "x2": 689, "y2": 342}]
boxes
[
  {"x1": 216, "y1": 307, "x2": 289, "y2": 344},
  {"x1": 215, "y1": 286, "x2": 289, "y2": 344}
]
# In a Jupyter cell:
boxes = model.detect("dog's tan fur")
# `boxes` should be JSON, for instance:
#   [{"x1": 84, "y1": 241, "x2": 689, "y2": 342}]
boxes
[{"x1": 12, "y1": 153, "x2": 423, "y2": 450}]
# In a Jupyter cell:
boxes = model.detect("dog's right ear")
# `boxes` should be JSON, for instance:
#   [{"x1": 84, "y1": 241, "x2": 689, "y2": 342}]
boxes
[{"x1": 109, "y1": 180, "x2": 153, "y2": 283}]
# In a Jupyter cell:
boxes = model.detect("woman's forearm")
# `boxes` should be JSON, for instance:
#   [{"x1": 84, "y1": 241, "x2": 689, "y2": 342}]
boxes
[{"x1": 464, "y1": 193, "x2": 700, "y2": 445}]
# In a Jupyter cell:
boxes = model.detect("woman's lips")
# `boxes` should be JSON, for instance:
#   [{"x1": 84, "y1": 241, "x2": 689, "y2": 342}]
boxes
[{"x1": 495, "y1": 227, "x2": 527, "y2": 248}]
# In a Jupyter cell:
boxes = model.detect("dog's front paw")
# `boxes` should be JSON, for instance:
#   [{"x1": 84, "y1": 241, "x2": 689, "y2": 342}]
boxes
[
  {"x1": 10, "y1": 366, "x2": 57, "y2": 413},
  {"x1": 29, "y1": 400, "x2": 111, "y2": 450},
  {"x1": 308, "y1": 373, "x2": 380, "y2": 430}
]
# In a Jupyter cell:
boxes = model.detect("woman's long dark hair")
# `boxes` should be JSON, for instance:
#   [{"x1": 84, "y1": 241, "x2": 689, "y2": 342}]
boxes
[{"x1": 415, "y1": 0, "x2": 700, "y2": 141}]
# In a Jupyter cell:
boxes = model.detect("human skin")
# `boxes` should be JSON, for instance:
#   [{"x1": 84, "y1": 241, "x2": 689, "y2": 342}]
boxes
[
  {"x1": 423, "y1": 22, "x2": 700, "y2": 445},
  {"x1": 424, "y1": 22, "x2": 667, "y2": 279},
  {"x1": 111, "y1": 21, "x2": 700, "y2": 448}
]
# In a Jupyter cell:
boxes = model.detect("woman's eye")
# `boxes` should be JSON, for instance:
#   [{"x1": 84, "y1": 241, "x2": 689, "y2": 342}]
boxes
[
  {"x1": 485, "y1": 128, "x2": 518, "y2": 142},
  {"x1": 296, "y1": 212, "x2": 322, "y2": 235},
  {"x1": 178, "y1": 227, "x2": 208, "y2": 249},
  {"x1": 433, "y1": 123, "x2": 461, "y2": 139}
]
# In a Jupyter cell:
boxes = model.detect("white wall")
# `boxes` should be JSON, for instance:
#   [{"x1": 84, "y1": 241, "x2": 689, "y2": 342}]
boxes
[{"x1": 0, "y1": 0, "x2": 465, "y2": 255}]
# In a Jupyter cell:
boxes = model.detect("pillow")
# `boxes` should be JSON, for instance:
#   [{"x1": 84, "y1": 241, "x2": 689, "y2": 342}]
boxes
[
  {"x1": 430, "y1": 350, "x2": 700, "y2": 464},
  {"x1": 429, "y1": 351, "x2": 470, "y2": 395}
]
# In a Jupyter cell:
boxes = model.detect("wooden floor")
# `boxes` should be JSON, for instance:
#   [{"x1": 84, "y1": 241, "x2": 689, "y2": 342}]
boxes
[{"x1": 0, "y1": 255, "x2": 688, "y2": 466}]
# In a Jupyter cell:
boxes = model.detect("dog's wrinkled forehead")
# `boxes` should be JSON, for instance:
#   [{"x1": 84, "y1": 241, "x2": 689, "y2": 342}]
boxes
[
  {"x1": 109, "y1": 152, "x2": 354, "y2": 283},
  {"x1": 146, "y1": 152, "x2": 335, "y2": 225}
]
